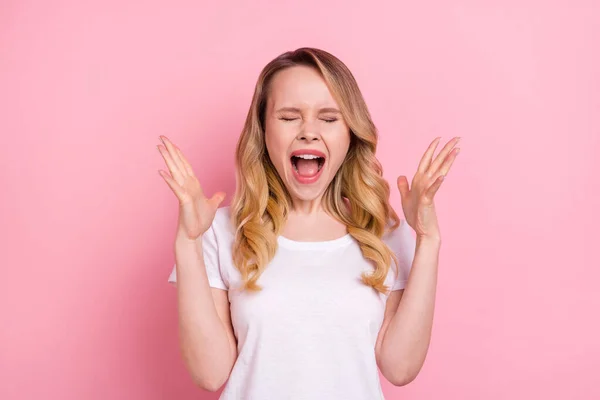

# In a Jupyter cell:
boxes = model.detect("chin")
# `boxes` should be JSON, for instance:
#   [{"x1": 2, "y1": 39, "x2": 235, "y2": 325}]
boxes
[{"x1": 292, "y1": 188, "x2": 324, "y2": 202}]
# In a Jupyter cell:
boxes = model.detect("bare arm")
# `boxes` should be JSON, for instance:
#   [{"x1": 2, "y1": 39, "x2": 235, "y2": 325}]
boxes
[
  {"x1": 157, "y1": 134, "x2": 237, "y2": 391},
  {"x1": 377, "y1": 137, "x2": 459, "y2": 385},
  {"x1": 174, "y1": 233, "x2": 238, "y2": 392},
  {"x1": 375, "y1": 235, "x2": 440, "y2": 386}
]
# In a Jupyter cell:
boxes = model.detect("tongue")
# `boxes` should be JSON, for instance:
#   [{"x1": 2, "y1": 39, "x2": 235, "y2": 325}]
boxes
[{"x1": 295, "y1": 158, "x2": 320, "y2": 176}]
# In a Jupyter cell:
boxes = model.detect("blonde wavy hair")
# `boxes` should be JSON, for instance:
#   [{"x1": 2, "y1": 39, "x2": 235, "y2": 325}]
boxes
[{"x1": 231, "y1": 47, "x2": 400, "y2": 294}]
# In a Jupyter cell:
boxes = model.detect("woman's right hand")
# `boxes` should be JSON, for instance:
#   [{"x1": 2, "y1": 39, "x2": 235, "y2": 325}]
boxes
[{"x1": 157, "y1": 135, "x2": 225, "y2": 241}]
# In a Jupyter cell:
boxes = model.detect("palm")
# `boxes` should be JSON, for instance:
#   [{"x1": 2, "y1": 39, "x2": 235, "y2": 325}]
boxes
[
  {"x1": 397, "y1": 137, "x2": 460, "y2": 238},
  {"x1": 157, "y1": 136, "x2": 225, "y2": 240}
]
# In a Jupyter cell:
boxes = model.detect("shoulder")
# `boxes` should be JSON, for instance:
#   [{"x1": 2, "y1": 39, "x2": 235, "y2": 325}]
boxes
[
  {"x1": 382, "y1": 219, "x2": 417, "y2": 267},
  {"x1": 207, "y1": 206, "x2": 236, "y2": 247},
  {"x1": 382, "y1": 219, "x2": 414, "y2": 249},
  {"x1": 212, "y1": 206, "x2": 233, "y2": 230}
]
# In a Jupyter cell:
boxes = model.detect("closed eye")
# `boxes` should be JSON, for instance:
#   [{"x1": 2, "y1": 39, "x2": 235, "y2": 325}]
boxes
[{"x1": 279, "y1": 117, "x2": 338, "y2": 123}]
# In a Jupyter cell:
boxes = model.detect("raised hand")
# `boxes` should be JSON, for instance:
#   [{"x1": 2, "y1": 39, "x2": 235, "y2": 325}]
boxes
[
  {"x1": 396, "y1": 137, "x2": 460, "y2": 240},
  {"x1": 157, "y1": 135, "x2": 225, "y2": 240}
]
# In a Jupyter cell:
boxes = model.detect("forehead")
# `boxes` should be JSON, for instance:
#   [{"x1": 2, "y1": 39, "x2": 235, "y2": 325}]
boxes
[{"x1": 267, "y1": 65, "x2": 339, "y2": 109}]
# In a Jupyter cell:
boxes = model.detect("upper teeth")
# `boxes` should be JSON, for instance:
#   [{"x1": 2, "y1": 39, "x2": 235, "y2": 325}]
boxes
[{"x1": 295, "y1": 154, "x2": 321, "y2": 159}]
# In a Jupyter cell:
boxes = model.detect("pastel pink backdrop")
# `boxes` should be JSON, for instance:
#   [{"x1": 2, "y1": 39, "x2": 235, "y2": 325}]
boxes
[{"x1": 1, "y1": 1, "x2": 598, "y2": 399}]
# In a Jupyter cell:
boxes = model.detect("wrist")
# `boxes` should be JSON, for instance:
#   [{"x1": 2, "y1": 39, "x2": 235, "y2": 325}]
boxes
[
  {"x1": 175, "y1": 230, "x2": 204, "y2": 247},
  {"x1": 416, "y1": 234, "x2": 442, "y2": 247}
]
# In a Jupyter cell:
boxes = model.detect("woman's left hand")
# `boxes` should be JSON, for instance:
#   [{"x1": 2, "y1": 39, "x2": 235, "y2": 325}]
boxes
[{"x1": 396, "y1": 137, "x2": 461, "y2": 240}]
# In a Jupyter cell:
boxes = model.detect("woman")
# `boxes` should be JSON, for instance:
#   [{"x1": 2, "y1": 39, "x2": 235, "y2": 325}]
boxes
[{"x1": 158, "y1": 47, "x2": 460, "y2": 399}]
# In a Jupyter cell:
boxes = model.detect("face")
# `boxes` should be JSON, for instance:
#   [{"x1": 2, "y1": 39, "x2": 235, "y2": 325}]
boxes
[{"x1": 264, "y1": 65, "x2": 351, "y2": 209}]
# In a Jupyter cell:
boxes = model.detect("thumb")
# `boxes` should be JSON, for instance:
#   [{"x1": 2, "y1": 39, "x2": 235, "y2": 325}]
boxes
[
  {"x1": 209, "y1": 191, "x2": 226, "y2": 208},
  {"x1": 396, "y1": 176, "x2": 409, "y2": 200}
]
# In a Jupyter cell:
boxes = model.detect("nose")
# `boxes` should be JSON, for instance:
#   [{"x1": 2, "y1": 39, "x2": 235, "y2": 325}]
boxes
[{"x1": 296, "y1": 120, "x2": 321, "y2": 142}]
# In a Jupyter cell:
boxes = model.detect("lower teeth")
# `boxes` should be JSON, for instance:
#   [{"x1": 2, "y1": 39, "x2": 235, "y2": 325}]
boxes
[{"x1": 291, "y1": 158, "x2": 324, "y2": 174}]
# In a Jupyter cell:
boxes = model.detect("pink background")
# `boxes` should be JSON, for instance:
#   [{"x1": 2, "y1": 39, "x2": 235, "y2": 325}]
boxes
[{"x1": 1, "y1": 1, "x2": 599, "y2": 399}]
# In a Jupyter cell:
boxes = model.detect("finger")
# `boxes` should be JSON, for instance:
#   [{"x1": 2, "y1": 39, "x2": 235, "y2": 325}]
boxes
[
  {"x1": 434, "y1": 147, "x2": 460, "y2": 178},
  {"x1": 158, "y1": 170, "x2": 186, "y2": 201},
  {"x1": 176, "y1": 147, "x2": 195, "y2": 177},
  {"x1": 425, "y1": 175, "x2": 444, "y2": 200},
  {"x1": 429, "y1": 137, "x2": 460, "y2": 175},
  {"x1": 157, "y1": 144, "x2": 184, "y2": 184},
  {"x1": 396, "y1": 176, "x2": 410, "y2": 201},
  {"x1": 417, "y1": 137, "x2": 442, "y2": 174},
  {"x1": 160, "y1": 136, "x2": 188, "y2": 178},
  {"x1": 208, "y1": 191, "x2": 226, "y2": 209}
]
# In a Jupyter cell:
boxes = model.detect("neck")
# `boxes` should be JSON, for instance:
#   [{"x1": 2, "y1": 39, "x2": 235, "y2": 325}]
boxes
[{"x1": 289, "y1": 194, "x2": 325, "y2": 215}]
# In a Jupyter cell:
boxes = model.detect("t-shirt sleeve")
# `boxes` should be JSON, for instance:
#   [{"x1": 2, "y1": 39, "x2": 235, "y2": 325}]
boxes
[
  {"x1": 388, "y1": 219, "x2": 417, "y2": 291},
  {"x1": 167, "y1": 223, "x2": 228, "y2": 290}
]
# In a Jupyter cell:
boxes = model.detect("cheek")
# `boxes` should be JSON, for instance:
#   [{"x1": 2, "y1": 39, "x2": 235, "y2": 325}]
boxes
[
  {"x1": 264, "y1": 128, "x2": 289, "y2": 169},
  {"x1": 329, "y1": 130, "x2": 351, "y2": 166}
]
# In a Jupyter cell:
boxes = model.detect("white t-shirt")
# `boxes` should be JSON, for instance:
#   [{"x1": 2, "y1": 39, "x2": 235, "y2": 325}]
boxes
[{"x1": 168, "y1": 206, "x2": 416, "y2": 399}]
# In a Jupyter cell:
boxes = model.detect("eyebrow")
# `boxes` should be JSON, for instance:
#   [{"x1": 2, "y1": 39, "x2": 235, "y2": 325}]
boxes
[{"x1": 275, "y1": 107, "x2": 341, "y2": 114}]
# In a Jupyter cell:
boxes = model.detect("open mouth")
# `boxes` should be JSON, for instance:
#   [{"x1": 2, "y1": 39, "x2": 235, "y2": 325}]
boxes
[
  {"x1": 289, "y1": 150, "x2": 326, "y2": 184},
  {"x1": 290, "y1": 154, "x2": 325, "y2": 175}
]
